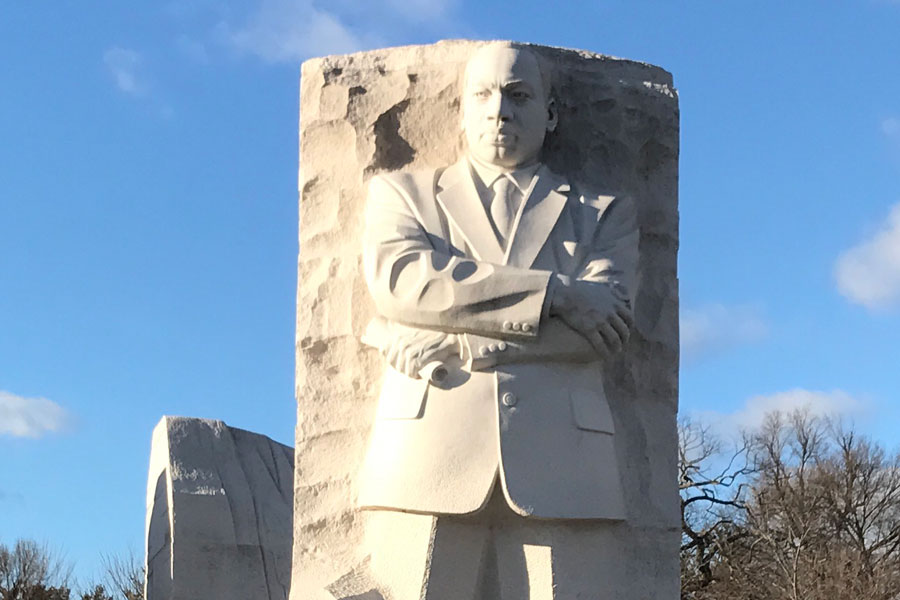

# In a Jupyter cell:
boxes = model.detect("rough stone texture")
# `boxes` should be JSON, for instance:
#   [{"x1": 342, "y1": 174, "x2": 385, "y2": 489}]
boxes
[
  {"x1": 293, "y1": 40, "x2": 679, "y2": 599},
  {"x1": 145, "y1": 416, "x2": 294, "y2": 600}
]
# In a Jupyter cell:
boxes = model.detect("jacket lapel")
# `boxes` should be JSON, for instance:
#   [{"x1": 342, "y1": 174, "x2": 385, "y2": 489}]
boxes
[
  {"x1": 505, "y1": 166, "x2": 570, "y2": 268},
  {"x1": 435, "y1": 160, "x2": 505, "y2": 264}
]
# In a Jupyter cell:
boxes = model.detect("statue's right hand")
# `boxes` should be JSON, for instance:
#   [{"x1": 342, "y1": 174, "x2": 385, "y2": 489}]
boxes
[{"x1": 382, "y1": 326, "x2": 459, "y2": 378}]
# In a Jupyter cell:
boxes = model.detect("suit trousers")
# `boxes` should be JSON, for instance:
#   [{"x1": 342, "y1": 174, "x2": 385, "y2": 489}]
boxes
[{"x1": 366, "y1": 482, "x2": 631, "y2": 600}]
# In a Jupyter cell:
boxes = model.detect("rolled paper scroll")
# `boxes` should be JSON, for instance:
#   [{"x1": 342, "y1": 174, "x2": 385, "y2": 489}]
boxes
[{"x1": 418, "y1": 361, "x2": 448, "y2": 385}]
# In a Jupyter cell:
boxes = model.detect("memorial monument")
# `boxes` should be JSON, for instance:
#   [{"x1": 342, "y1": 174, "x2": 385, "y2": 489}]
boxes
[{"x1": 293, "y1": 40, "x2": 680, "y2": 600}]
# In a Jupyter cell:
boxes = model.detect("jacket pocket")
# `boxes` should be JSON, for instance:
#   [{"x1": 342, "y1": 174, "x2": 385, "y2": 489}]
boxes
[
  {"x1": 570, "y1": 388, "x2": 615, "y2": 434},
  {"x1": 376, "y1": 366, "x2": 429, "y2": 420}
]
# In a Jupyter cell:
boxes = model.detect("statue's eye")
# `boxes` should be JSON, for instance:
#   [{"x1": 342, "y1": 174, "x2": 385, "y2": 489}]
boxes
[
  {"x1": 510, "y1": 90, "x2": 529, "y2": 100},
  {"x1": 474, "y1": 89, "x2": 491, "y2": 99}
]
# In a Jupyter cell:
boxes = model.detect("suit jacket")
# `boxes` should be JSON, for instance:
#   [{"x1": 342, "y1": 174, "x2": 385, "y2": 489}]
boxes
[{"x1": 357, "y1": 159, "x2": 639, "y2": 520}]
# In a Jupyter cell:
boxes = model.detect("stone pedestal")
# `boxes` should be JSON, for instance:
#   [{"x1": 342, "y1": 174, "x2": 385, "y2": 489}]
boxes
[{"x1": 292, "y1": 40, "x2": 680, "y2": 599}]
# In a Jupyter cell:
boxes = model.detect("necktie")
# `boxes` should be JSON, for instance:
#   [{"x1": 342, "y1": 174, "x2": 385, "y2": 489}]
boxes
[{"x1": 490, "y1": 176, "x2": 516, "y2": 243}]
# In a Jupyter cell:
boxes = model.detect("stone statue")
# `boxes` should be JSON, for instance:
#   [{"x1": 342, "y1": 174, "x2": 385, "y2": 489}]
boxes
[
  {"x1": 355, "y1": 41, "x2": 639, "y2": 599},
  {"x1": 292, "y1": 39, "x2": 679, "y2": 600}
]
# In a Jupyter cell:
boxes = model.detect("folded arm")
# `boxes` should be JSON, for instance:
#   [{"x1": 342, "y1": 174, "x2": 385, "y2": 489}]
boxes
[
  {"x1": 364, "y1": 174, "x2": 639, "y2": 371},
  {"x1": 465, "y1": 193, "x2": 640, "y2": 367},
  {"x1": 363, "y1": 174, "x2": 552, "y2": 340}
]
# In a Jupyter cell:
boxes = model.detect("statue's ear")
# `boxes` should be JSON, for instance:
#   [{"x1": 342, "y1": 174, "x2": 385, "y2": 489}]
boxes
[{"x1": 546, "y1": 97, "x2": 558, "y2": 133}]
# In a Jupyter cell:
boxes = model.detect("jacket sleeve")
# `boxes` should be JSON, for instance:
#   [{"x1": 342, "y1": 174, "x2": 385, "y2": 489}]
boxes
[
  {"x1": 574, "y1": 194, "x2": 639, "y2": 303},
  {"x1": 464, "y1": 317, "x2": 595, "y2": 368},
  {"x1": 363, "y1": 173, "x2": 553, "y2": 339},
  {"x1": 464, "y1": 193, "x2": 640, "y2": 368}
]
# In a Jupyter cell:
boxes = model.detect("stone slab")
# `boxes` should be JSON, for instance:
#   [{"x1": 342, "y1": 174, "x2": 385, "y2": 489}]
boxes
[{"x1": 145, "y1": 416, "x2": 294, "y2": 600}]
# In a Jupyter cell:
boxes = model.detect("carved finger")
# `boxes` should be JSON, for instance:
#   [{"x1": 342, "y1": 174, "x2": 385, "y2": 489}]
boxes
[
  {"x1": 419, "y1": 336, "x2": 449, "y2": 363},
  {"x1": 443, "y1": 334, "x2": 459, "y2": 357},
  {"x1": 608, "y1": 314, "x2": 631, "y2": 344},
  {"x1": 385, "y1": 343, "x2": 401, "y2": 372},
  {"x1": 597, "y1": 321, "x2": 623, "y2": 353},
  {"x1": 401, "y1": 350, "x2": 420, "y2": 378},
  {"x1": 427, "y1": 334, "x2": 452, "y2": 354},
  {"x1": 615, "y1": 303, "x2": 634, "y2": 328},
  {"x1": 585, "y1": 329, "x2": 609, "y2": 357}
]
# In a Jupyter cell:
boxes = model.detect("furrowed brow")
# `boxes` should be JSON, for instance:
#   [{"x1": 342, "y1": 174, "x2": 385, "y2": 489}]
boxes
[{"x1": 502, "y1": 79, "x2": 533, "y2": 91}]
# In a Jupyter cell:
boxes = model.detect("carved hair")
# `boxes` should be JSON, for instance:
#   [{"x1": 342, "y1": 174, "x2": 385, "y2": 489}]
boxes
[{"x1": 462, "y1": 41, "x2": 555, "y2": 105}]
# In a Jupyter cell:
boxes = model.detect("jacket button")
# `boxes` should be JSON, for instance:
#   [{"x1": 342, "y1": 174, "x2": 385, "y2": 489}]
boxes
[
  {"x1": 498, "y1": 342, "x2": 507, "y2": 351},
  {"x1": 522, "y1": 323, "x2": 532, "y2": 333},
  {"x1": 512, "y1": 322, "x2": 522, "y2": 331},
  {"x1": 479, "y1": 345, "x2": 488, "y2": 356},
  {"x1": 489, "y1": 343, "x2": 497, "y2": 353},
  {"x1": 503, "y1": 321, "x2": 513, "y2": 330},
  {"x1": 502, "y1": 392, "x2": 517, "y2": 407}
]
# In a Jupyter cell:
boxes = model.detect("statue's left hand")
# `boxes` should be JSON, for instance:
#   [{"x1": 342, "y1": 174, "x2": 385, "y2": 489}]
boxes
[
  {"x1": 381, "y1": 325, "x2": 460, "y2": 379},
  {"x1": 549, "y1": 276, "x2": 633, "y2": 356}
]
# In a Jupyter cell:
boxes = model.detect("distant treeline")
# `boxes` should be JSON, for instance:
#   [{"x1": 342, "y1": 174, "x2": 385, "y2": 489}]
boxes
[
  {"x1": 0, "y1": 541, "x2": 142, "y2": 600},
  {"x1": 681, "y1": 409, "x2": 900, "y2": 600}
]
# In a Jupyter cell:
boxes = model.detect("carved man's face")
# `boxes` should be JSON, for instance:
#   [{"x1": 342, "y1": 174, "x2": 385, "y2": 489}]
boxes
[{"x1": 462, "y1": 45, "x2": 557, "y2": 170}]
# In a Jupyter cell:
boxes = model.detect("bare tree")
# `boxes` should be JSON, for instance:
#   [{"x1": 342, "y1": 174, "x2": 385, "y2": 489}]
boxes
[
  {"x1": 0, "y1": 541, "x2": 143, "y2": 600},
  {"x1": 0, "y1": 539, "x2": 72, "y2": 600},
  {"x1": 681, "y1": 409, "x2": 900, "y2": 600},
  {"x1": 76, "y1": 551, "x2": 144, "y2": 600},
  {"x1": 99, "y1": 552, "x2": 143, "y2": 600},
  {"x1": 679, "y1": 417, "x2": 752, "y2": 599}
]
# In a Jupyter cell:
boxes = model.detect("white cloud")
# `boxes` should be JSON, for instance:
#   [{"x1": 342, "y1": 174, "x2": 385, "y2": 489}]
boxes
[
  {"x1": 171, "y1": 0, "x2": 462, "y2": 65},
  {"x1": 834, "y1": 202, "x2": 900, "y2": 310},
  {"x1": 103, "y1": 47, "x2": 147, "y2": 95},
  {"x1": 883, "y1": 117, "x2": 900, "y2": 138},
  {"x1": 693, "y1": 388, "x2": 865, "y2": 441},
  {"x1": 0, "y1": 390, "x2": 71, "y2": 439},
  {"x1": 220, "y1": 0, "x2": 363, "y2": 63},
  {"x1": 728, "y1": 389, "x2": 863, "y2": 431},
  {"x1": 680, "y1": 303, "x2": 768, "y2": 363}
]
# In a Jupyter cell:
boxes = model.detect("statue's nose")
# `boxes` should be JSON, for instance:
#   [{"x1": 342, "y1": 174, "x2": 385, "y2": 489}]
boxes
[{"x1": 487, "y1": 91, "x2": 513, "y2": 122}]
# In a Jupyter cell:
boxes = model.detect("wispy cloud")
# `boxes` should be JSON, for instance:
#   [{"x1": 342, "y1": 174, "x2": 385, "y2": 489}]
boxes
[
  {"x1": 883, "y1": 116, "x2": 900, "y2": 138},
  {"x1": 383, "y1": 0, "x2": 457, "y2": 21},
  {"x1": 218, "y1": 0, "x2": 364, "y2": 63},
  {"x1": 0, "y1": 489, "x2": 25, "y2": 503},
  {"x1": 694, "y1": 388, "x2": 865, "y2": 441},
  {"x1": 165, "y1": 0, "x2": 464, "y2": 65},
  {"x1": 834, "y1": 202, "x2": 900, "y2": 310},
  {"x1": 680, "y1": 303, "x2": 768, "y2": 363},
  {"x1": 0, "y1": 390, "x2": 71, "y2": 439},
  {"x1": 728, "y1": 389, "x2": 863, "y2": 431},
  {"x1": 103, "y1": 47, "x2": 147, "y2": 96}
]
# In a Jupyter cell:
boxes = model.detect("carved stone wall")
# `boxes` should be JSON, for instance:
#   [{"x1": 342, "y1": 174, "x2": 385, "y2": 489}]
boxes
[{"x1": 293, "y1": 40, "x2": 679, "y2": 599}]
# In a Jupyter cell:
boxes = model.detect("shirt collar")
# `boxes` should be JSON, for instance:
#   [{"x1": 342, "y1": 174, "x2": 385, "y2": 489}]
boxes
[{"x1": 468, "y1": 157, "x2": 541, "y2": 194}]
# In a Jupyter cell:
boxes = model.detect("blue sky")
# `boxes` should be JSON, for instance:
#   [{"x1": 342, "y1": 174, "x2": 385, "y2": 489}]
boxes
[{"x1": 2, "y1": 0, "x2": 899, "y2": 586}]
